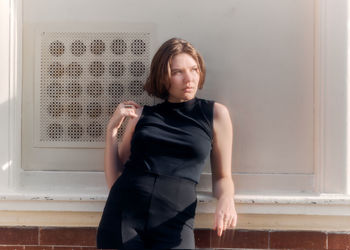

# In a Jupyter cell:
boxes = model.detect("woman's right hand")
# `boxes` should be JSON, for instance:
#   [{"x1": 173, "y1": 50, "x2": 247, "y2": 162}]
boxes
[{"x1": 107, "y1": 100, "x2": 141, "y2": 134}]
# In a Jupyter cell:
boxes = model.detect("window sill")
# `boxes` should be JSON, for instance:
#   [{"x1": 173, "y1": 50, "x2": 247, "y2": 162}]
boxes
[
  {"x1": 1, "y1": 190, "x2": 350, "y2": 216},
  {"x1": 197, "y1": 192, "x2": 350, "y2": 216}
]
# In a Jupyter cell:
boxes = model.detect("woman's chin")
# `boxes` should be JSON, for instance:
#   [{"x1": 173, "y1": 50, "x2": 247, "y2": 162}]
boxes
[
  {"x1": 180, "y1": 96, "x2": 195, "y2": 102},
  {"x1": 168, "y1": 93, "x2": 197, "y2": 102},
  {"x1": 183, "y1": 92, "x2": 197, "y2": 99}
]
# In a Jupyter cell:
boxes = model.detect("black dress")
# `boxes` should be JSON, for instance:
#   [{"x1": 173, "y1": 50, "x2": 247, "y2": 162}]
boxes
[{"x1": 97, "y1": 97, "x2": 215, "y2": 249}]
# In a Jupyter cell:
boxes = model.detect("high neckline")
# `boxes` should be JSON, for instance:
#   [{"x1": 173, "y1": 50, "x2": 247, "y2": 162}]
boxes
[{"x1": 163, "y1": 97, "x2": 198, "y2": 110}]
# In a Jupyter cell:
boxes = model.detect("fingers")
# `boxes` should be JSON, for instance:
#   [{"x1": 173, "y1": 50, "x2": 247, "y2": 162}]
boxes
[
  {"x1": 124, "y1": 104, "x2": 134, "y2": 109},
  {"x1": 215, "y1": 213, "x2": 226, "y2": 237},
  {"x1": 217, "y1": 217, "x2": 224, "y2": 237},
  {"x1": 226, "y1": 211, "x2": 238, "y2": 229},
  {"x1": 122, "y1": 108, "x2": 138, "y2": 118},
  {"x1": 122, "y1": 101, "x2": 140, "y2": 117},
  {"x1": 107, "y1": 101, "x2": 141, "y2": 130},
  {"x1": 231, "y1": 214, "x2": 237, "y2": 228},
  {"x1": 223, "y1": 215, "x2": 230, "y2": 230},
  {"x1": 213, "y1": 214, "x2": 223, "y2": 236},
  {"x1": 215, "y1": 213, "x2": 237, "y2": 237},
  {"x1": 122, "y1": 100, "x2": 141, "y2": 109},
  {"x1": 228, "y1": 217, "x2": 235, "y2": 228},
  {"x1": 114, "y1": 101, "x2": 140, "y2": 118}
]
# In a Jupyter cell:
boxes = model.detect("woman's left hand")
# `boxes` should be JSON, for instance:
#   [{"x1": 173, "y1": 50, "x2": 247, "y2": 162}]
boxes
[{"x1": 213, "y1": 196, "x2": 237, "y2": 236}]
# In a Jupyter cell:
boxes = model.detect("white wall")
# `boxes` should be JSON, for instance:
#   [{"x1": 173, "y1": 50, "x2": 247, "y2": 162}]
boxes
[
  {"x1": 0, "y1": 0, "x2": 10, "y2": 191},
  {"x1": 21, "y1": 0, "x2": 315, "y2": 195},
  {"x1": 0, "y1": 0, "x2": 349, "y2": 229}
]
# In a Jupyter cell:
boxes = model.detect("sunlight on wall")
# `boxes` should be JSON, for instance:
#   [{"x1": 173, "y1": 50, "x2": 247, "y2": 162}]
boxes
[
  {"x1": 2, "y1": 160, "x2": 12, "y2": 171},
  {"x1": 0, "y1": 87, "x2": 9, "y2": 106}
]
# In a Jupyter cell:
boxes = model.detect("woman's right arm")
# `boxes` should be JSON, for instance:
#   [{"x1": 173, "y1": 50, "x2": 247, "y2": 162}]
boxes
[{"x1": 104, "y1": 101, "x2": 142, "y2": 190}]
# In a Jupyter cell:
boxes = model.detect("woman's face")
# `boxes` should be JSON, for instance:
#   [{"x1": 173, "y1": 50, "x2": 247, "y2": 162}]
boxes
[{"x1": 167, "y1": 53, "x2": 200, "y2": 103}]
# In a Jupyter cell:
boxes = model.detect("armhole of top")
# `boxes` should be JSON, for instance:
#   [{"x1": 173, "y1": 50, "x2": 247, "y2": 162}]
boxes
[
  {"x1": 209, "y1": 100, "x2": 215, "y2": 145},
  {"x1": 199, "y1": 99, "x2": 215, "y2": 144}
]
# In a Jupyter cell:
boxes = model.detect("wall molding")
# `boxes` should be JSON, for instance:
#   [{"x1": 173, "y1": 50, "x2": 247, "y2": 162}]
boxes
[{"x1": 314, "y1": 0, "x2": 348, "y2": 194}]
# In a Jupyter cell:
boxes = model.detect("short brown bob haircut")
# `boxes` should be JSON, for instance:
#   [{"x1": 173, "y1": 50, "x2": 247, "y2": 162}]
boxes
[{"x1": 144, "y1": 38, "x2": 206, "y2": 100}]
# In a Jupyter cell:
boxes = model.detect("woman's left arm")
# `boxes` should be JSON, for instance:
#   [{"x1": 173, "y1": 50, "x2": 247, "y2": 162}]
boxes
[{"x1": 210, "y1": 102, "x2": 237, "y2": 237}]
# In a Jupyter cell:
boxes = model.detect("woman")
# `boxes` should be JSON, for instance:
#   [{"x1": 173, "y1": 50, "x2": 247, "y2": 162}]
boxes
[{"x1": 97, "y1": 38, "x2": 237, "y2": 249}]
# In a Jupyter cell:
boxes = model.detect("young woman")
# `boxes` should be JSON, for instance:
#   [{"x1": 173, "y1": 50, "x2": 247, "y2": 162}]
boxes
[{"x1": 97, "y1": 38, "x2": 237, "y2": 249}]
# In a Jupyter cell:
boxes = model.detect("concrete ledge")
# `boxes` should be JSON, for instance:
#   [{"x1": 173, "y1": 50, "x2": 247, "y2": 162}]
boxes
[{"x1": 1, "y1": 191, "x2": 350, "y2": 216}]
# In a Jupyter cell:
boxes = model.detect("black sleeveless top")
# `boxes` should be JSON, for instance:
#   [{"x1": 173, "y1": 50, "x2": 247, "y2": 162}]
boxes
[{"x1": 124, "y1": 97, "x2": 215, "y2": 184}]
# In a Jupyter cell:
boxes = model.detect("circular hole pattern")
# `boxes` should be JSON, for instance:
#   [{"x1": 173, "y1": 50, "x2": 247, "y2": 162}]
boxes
[
  {"x1": 108, "y1": 102, "x2": 118, "y2": 116},
  {"x1": 90, "y1": 39, "x2": 105, "y2": 55},
  {"x1": 131, "y1": 39, "x2": 146, "y2": 55},
  {"x1": 47, "y1": 123, "x2": 63, "y2": 140},
  {"x1": 87, "y1": 81, "x2": 103, "y2": 98},
  {"x1": 47, "y1": 81, "x2": 63, "y2": 98},
  {"x1": 68, "y1": 123, "x2": 83, "y2": 139},
  {"x1": 49, "y1": 40, "x2": 65, "y2": 56},
  {"x1": 66, "y1": 81, "x2": 82, "y2": 98},
  {"x1": 67, "y1": 62, "x2": 83, "y2": 78},
  {"x1": 87, "y1": 102, "x2": 102, "y2": 118},
  {"x1": 67, "y1": 102, "x2": 83, "y2": 118},
  {"x1": 87, "y1": 122, "x2": 103, "y2": 138},
  {"x1": 129, "y1": 80, "x2": 144, "y2": 96},
  {"x1": 71, "y1": 40, "x2": 86, "y2": 56},
  {"x1": 111, "y1": 39, "x2": 127, "y2": 55},
  {"x1": 109, "y1": 61, "x2": 125, "y2": 77},
  {"x1": 108, "y1": 82, "x2": 124, "y2": 98},
  {"x1": 89, "y1": 61, "x2": 105, "y2": 77},
  {"x1": 130, "y1": 61, "x2": 146, "y2": 77},
  {"x1": 48, "y1": 102, "x2": 64, "y2": 117},
  {"x1": 43, "y1": 36, "x2": 150, "y2": 143},
  {"x1": 48, "y1": 62, "x2": 64, "y2": 78}
]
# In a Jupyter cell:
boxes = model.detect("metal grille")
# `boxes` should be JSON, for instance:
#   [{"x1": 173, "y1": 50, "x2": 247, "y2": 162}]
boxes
[{"x1": 38, "y1": 32, "x2": 153, "y2": 146}]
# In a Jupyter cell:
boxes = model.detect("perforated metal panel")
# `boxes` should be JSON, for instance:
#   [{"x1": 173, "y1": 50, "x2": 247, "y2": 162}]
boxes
[{"x1": 35, "y1": 31, "x2": 154, "y2": 147}]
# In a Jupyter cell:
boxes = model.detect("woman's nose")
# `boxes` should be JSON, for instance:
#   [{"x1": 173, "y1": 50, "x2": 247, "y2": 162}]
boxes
[{"x1": 183, "y1": 70, "x2": 192, "y2": 82}]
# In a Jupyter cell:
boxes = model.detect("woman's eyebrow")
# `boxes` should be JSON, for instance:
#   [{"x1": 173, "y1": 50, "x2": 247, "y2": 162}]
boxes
[{"x1": 171, "y1": 65, "x2": 198, "y2": 70}]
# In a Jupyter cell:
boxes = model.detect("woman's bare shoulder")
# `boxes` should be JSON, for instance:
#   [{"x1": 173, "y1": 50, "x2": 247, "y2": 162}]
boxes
[{"x1": 213, "y1": 102, "x2": 230, "y2": 121}]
